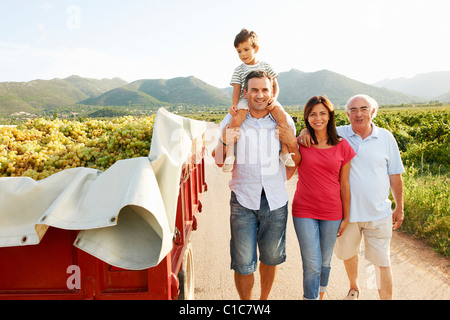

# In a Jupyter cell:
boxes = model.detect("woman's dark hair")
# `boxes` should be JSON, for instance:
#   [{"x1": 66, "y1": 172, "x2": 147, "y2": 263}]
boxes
[{"x1": 303, "y1": 96, "x2": 341, "y2": 146}]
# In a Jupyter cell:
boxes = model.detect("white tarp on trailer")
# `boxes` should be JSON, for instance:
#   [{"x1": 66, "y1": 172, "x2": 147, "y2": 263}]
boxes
[{"x1": 0, "y1": 108, "x2": 206, "y2": 270}]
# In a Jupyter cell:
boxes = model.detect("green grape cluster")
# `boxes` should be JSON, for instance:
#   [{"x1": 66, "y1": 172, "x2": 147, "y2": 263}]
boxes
[{"x1": 0, "y1": 115, "x2": 155, "y2": 180}]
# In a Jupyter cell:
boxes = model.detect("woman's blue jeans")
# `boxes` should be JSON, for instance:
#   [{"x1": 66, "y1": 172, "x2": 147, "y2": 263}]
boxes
[{"x1": 293, "y1": 217, "x2": 341, "y2": 300}]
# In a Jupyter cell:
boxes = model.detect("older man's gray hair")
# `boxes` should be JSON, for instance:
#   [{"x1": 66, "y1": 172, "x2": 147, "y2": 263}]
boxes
[{"x1": 345, "y1": 94, "x2": 379, "y2": 119}]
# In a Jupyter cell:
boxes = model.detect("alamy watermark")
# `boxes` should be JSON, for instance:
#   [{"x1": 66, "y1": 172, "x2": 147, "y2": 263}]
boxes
[{"x1": 66, "y1": 265, "x2": 81, "y2": 290}]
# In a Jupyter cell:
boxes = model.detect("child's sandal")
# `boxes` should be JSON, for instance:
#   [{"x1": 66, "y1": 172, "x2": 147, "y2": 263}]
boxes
[
  {"x1": 222, "y1": 155, "x2": 235, "y2": 172},
  {"x1": 280, "y1": 153, "x2": 295, "y2": 167}
]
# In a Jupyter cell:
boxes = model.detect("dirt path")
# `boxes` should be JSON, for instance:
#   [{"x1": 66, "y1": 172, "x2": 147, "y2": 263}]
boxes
[{"x1": 190, "y1": 124, "x2": 449, "y2": 300}]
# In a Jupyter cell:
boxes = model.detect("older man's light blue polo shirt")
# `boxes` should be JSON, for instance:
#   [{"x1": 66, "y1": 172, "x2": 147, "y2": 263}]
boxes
[
  {"x1": 337, "y1": 124, "x2": 405, "y2": 222},
  {"x1": 220, "y1": 112, "x2": 295, "y2": 211}
]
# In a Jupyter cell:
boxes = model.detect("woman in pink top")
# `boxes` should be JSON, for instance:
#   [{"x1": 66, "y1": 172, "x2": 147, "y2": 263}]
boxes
[{"x1": 292, "y1": 96, "x2": 355, "y2": 300}]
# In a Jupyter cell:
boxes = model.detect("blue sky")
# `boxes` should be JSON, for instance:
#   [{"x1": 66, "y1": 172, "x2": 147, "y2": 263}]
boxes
[{"x1": 1, "y1": 0, "x2": 449, "y2": 88}]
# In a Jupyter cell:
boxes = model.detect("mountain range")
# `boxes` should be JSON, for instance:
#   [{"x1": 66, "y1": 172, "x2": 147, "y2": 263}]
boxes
[
  {"x1": 82, "y1": 76, "x2": 230, "y2": 107},
  {"x1": 1, "y1": 70, "x2": 448, "y2": 115},
  {"x1": 372, "y1": 71, "x2": 450, "y2": 100},
  {"x1": 0, "y1": 75, "x2": 127, "y2": 114},
  {"x1": 276, "y1": 69, "x2": 417, "y2": 106}
]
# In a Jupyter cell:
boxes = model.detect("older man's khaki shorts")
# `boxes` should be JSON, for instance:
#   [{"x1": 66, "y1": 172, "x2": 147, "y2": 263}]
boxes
[{"x1": 335, "y1": 215, "x2": 393, "y2": 267}]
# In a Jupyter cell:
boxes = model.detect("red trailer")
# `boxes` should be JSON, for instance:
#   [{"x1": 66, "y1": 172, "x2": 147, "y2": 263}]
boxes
[{"x1": 0, "y1": 130, "x2": 207, "y2": 300}]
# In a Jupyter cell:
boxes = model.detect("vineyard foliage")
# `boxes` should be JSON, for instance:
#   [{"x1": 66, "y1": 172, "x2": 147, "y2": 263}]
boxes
[{"x1": 373, "y1": 110, "x2": 449, "y2": 176}]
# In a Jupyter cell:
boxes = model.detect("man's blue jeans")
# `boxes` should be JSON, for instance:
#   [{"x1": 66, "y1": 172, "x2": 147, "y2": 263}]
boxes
[
  {"x1": 293, "y1": 217, "x2": 341, "y2": 300},
  {"x1": 230, "y1": 191, "x2": 288, "y2": 275}
]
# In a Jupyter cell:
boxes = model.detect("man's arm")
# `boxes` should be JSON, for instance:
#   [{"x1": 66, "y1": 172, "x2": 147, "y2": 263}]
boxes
[
  {"x1": 389, "y1": 173, "x2": 404, "y2": 230},
  {"x1": 285, "y1": 129, "x2": 300, "y2": 180},
  {"x1": 212, "y1": 124, "x2": 241, "y2": 167},
  {"x1": 276, "y1": 122, "x2": 301, "y2": 180},
  {"x1": 212, "y1": 132, "x2": 226, "y2": 168},
  {"x1": 338, "y1": 161, "x2": 351, "y2": 237}
]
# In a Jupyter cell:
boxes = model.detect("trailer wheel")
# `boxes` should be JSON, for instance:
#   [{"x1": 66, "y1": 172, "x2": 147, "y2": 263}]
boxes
[{"x1": 178, "y1": 243, "x2": 194, "y2": 300}]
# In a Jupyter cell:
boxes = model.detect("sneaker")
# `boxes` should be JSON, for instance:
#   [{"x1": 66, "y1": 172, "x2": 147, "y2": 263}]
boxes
[
  {"x1": 343, "y1": 289, "x2": 359, "y2": 300},
  {"x1": 279, "y1": 153, "x2": 295, "y2": 167},
  {"x1": 222, "y1": 155, "x2": 235, "y2": 172}
]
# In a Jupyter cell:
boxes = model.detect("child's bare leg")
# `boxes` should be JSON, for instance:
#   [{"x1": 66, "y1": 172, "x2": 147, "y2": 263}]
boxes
[
  {"x1": 269, "y1": 105, "x2": 295, "y2": 167},
  {"x1": 223, "y1": 109, "x2": 247, "y2": 172},
  {"x1": 269, "y1": 104, "x2": 288, "y2": 127}
]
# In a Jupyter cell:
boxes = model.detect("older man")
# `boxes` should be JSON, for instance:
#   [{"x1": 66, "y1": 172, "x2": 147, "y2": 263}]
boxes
[
  {"x1": 213, "y1": 70, "x2": 299, "y2": 300},
  {"x1": 300, "y1": 94, "x2": 404, "y2": 300}
]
